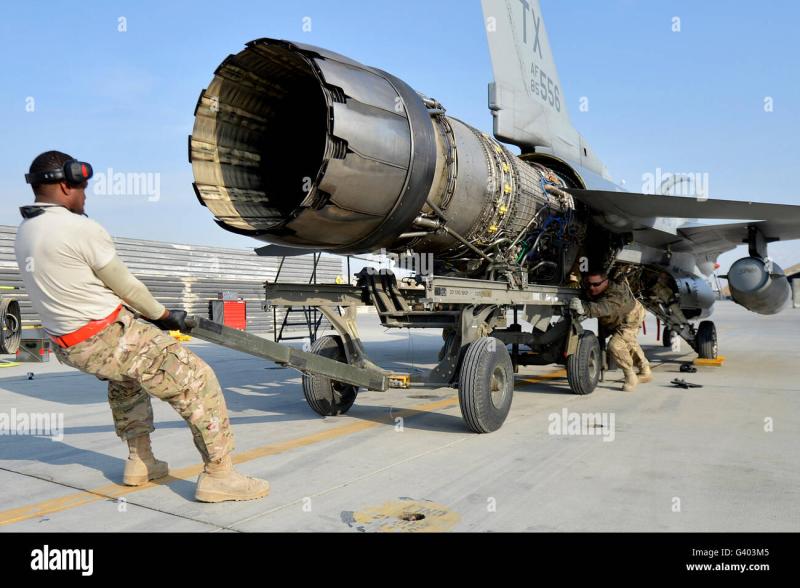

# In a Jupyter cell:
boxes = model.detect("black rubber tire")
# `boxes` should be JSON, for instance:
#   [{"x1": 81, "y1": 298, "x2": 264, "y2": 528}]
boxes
[
  {"x1": 662, "y1": 327, "x2": 673, "y2": 348},
  {"x1": 458, "y1": 337, "x2": 514, "y2": 434},
  {"x1": 0, "y1": 298, "x2": 21, "y2": 354},
  {"x1": 301, "y1": 335, "x2": 358, "y2": 416},
  {"x1": 567, "y1": 331, "x2": 601, "y2": 395},
  {"x1": 696, "y1": 320, "x2": 718, "y2": 359}
]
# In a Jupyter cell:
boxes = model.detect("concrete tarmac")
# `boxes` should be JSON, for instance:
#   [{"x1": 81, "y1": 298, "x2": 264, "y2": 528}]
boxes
[{"x1": 0, "y1": 301, "x2": 797, "y2": 532}]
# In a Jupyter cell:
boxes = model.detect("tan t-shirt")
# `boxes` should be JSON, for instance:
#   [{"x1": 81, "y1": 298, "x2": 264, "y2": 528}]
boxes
[{"x1": 15, "y1": 205, "x2": 124, "y2": 336}]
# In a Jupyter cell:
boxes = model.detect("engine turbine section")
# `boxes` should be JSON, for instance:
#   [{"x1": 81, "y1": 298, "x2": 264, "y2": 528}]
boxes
[{"x1": 189, "y1": 38, "x2": 586, "y2": 281}]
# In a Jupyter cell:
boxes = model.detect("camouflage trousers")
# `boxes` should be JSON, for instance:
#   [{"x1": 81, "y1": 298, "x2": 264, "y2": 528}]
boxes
[
  {"x1": 606, "y1": 302, "x2": 650, "y2": 372},
  {"x1": 52, "y1": 306, "x2": 234, "y2": 463}
]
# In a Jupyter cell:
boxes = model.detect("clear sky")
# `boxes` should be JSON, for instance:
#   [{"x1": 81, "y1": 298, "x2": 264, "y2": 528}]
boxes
[{"x1": 1, "y1": 0, "x2": 798, "y2": 271}]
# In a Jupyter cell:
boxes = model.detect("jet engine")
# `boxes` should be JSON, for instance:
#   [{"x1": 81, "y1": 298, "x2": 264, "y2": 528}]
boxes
[{"x1": 189, "y1": 39, "x2": 586, "y2": 282}]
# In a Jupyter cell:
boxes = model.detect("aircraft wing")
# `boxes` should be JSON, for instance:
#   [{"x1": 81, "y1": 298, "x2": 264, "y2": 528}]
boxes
[
  {"x1": 568, "y1": 189, "x2": 800, "y2": 223},
  {"x1": 677, "y1": 220, "x2": 800, "y2": 253},
  {"x1": 568, "y1": 189, "x2": 800, "y2": 255}
]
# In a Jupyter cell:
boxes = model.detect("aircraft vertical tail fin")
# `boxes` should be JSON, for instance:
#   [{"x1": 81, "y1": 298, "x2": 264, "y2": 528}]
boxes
[{"x1": 481, "y1": 0, "x2": 607, "y2": 177}]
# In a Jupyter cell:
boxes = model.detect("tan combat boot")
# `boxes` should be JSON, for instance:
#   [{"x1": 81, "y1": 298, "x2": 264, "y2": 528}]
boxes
[
  {"x1": 123, "y1": 434, "x2": 169, "y2": 486},
  {"x1": 638, "y1": 364, "x2": 653, "y2": 383},
  {"x1": 622, "y1": 369, "x2": 639, "y2": 392},
  {"x1": 195, "y1": 455, "x2": 270, "y2": 503}
]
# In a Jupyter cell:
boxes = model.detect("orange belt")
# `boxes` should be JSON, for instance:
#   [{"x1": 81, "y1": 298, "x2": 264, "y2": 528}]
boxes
[{"x1": 50, "y1": 304, "x2": 123, "y2": 349}]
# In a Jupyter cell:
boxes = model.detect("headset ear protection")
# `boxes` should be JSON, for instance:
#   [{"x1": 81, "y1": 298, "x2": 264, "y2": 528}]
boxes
[{"x1": 25, "y1": 160, "x2": 93, "y2": 186}]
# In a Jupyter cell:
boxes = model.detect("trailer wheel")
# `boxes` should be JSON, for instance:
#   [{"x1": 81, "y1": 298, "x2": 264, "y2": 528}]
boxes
[
  {"x1": 458, "y1": 337, "x2": 514, "y2": 434},
  {"x1": 0, "y1": 298, "x2": 21, "y2": 355},
  {"x1": 696, "y1": 321, "x2": 718, "y2": 359},
  {"x1": 567, "y1": 331, "x2": 600, "y2": 395},
  {"x1": 302, "y1": 335, "x2": 358, "y2": 416}
]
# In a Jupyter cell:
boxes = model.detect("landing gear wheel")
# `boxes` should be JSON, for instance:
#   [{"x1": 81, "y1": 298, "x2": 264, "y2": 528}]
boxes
[
  {"x1": 302, "y1": 335, "x2": 358, "y2": 416},
  {"x1": 567, "y1": 332, "x2": 601, "y2": 395},
  {"x1": 696, "y1": 320, "x2": 718, "y2": 359},
  {"x1": 662, "y1": 327, "x2": 673, "y2": 348},
  {"x1": 458, "y1": 337, "x2": 514, "y2": 434}
]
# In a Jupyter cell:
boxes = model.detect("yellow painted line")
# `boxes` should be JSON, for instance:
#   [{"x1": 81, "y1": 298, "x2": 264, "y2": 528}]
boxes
[
  {"x1": 518, "y1": 369, "x2": 567, "y2": 385},
  {"x1": 0, "y1": 399, "x2": 457, "y2": 526},
  {"x1": 0, "y1": 369, "x2": 564, "y2": 527},
  {"x1": 231, "y1": 397, "x2": 458, "y2": 465}
]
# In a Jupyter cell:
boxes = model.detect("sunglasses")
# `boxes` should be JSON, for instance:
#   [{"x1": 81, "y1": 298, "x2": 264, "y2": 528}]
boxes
[{"x1": 584, "y1": 279, "x2": 607, "y2": 288}]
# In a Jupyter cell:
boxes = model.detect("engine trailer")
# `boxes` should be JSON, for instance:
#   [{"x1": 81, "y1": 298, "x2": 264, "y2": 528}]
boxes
[{"x1": 183, "y1": 270, "x2": 601, "y2": 433}]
